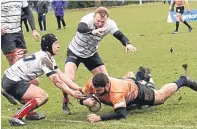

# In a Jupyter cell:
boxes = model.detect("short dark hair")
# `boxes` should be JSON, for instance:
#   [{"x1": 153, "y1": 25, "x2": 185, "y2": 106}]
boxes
[
  {"x1": 95, "y1": 6, "x2": 109, "y2": 18},
  {"x1": 92, "y1": 73, "x2": 109, "y2": 88}
]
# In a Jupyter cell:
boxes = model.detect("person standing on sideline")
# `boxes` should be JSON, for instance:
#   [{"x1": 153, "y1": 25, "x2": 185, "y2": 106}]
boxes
[
  {"x1": 51, "y1": 0, "x2": 67, "y2": 30},
  {"x1": 36, "y1": 0, "x2": 48, "y2": 31},
  {"x1": 170, "y1": 0, "x2": 192, "y2": 34}
]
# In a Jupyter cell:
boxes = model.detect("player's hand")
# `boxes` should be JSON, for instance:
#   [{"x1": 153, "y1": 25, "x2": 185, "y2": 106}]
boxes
[
  {"x1": 87, "y1": 114, "x2": 101, "y2": 122},
  {"x1": 1, "y1": 28, "x2": 7, "y2": 35},
  {"x1": 83, "y1": 98, "x2": 97, "y2": 107},
  {"x1": 1, "y1": 25, "x2": 11, "y2": 35},
  {"x1": 125, "y1": 44, "x2": 137, "y2": 52},
  {"x1": 32, "y1": 30, "x2": 40, "y2": 42},
  {"x1": 71, "y1": 90, "x2": 86, "y2": 99},
  {"x1": 92, "y1": 28, "x2": 107, "y2": 37}
]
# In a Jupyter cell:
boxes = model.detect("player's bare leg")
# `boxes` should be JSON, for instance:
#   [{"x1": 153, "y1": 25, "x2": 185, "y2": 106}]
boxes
[
  {"x1": 2, "y1": 49, "x2": 27, "y2": 105},
  {"x1": 154, "y1": 76, "x2": 197, "y2": 105},
  {"x1": 63, "y1": 62, "x2": 78, "y2": 114},
  {"x1": 172, "y1": 13, "x2": 181, "y2": 34},
  {"x1": 9, "y1": 84, "x2": 48, "y2": 126},
  {"x1": 91, "y1": 65, "x2": 108, "y2": 75}
]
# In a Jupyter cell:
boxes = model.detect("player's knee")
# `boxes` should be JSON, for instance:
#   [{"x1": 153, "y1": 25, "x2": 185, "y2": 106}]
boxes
[
  {"x1": 158, "y1": 91, "x2": 166, "y2": 104},
  {"x1": 38, "y1": 91, "x2": 49, "y2": 105}
]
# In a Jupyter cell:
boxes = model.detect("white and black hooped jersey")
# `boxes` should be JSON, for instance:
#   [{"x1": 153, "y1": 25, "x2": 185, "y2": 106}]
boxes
[
  {"x1": 1, "y1": 0, "x2": 28, "y2": 33},
  {"x1": 69, "y1": 13, "x2": 119, "y2": 58},
  {"x1": 5, "y1": 51, "x2": 58, "y2": 82}
]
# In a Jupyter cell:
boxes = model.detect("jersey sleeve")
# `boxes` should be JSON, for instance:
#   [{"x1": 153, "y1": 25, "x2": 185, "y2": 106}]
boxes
[
  {"x1": 110, "y1": 93, "x2": 126, "y2": 109},
  {"x1": 108, "y1": 19, "x2": 119, "y2": 34},
  {"x1": 51, "y1": 57, "x2": 58, "y2": 70},
  {"x1": 22, "y1": 0, "x2": 28, "y2": 8},
  {"x1": 82, "y1": 78, "x2": 96, "y2": 95},
  {"x1": 39, "y1": 57, "x2": 56, "y2": 77}
]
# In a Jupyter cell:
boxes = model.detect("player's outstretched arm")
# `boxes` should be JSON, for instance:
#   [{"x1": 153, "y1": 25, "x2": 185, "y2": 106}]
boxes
[
  {"x1": 48, "y1": 74, "x2": 83, "y2": 99},
  {"x1": 113, "y1": 30, "x2": 137, "y2": 52},
  {"x1": 56, "y1": 69, "x2": 82, "y2": 91},
  {"x1": 87, "y1": 107, "x2": 126, "y2": 122}
]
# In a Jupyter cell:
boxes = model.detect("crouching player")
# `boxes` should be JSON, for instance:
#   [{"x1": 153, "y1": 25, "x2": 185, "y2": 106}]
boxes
[
  {"x1": 80, "y1": 71, "x2": 197, "y2": 122},
  {"x1": 2, "y1": 34, "x2": 84, "y2": 126}
]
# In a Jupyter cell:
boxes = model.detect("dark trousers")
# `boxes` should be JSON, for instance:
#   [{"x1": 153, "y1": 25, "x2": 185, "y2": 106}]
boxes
[
  {"x1": 56, "y1": 16, "x2": 66, "y2": 29},
  {"x1": 38, "y1": 14, "x2": 46, "y2": 31},
  {"x1": 21, "y1": 19, "x2": 29, "y2": 32}
]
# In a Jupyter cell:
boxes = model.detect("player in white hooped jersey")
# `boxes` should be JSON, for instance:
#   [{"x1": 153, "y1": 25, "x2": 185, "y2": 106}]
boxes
[
  {"x1": 63, "y1": 7, "x2": 137, "y2": 114},
  {"x1": 1, "y1": 0, "x2": 41, "y2": 105},
  {"x1": 1, "y1": 0, "x2": 40, "y2": 65},
  {"x1": 5, "y1": 50, "x2": 57, "y2": 82},
  {"x1": 2, "y1": 34, "x2": 84, "y2": 126}
]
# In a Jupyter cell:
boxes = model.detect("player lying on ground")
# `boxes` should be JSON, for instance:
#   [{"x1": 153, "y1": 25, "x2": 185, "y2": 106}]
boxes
[
  {"x1": 2, "y1": 34, "x2": 84, "y2": 126},
  {"x1": 79, "y1": 68, "x2": 197, "y2": 122}
]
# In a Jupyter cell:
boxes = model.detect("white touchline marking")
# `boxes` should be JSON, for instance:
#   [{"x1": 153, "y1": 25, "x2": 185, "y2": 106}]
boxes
[{"x1": 2, "y1": 116, "x2": 197, "y2": 128}]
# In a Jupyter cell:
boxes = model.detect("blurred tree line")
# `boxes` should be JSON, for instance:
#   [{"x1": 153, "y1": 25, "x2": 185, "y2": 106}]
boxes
[{"x1": 28, "y1": 1, "x2": 142, "y2": 10}]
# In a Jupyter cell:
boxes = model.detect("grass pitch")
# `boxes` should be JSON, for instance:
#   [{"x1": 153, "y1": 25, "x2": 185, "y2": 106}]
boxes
[{"x1": 1, "y1": 2, "x2": 197, "y2": 129}]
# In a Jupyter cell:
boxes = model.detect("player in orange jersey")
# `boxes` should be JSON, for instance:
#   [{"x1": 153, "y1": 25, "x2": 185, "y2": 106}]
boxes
[{"x1": 80, "y1": 72, "x2": 197, "y2": 122}]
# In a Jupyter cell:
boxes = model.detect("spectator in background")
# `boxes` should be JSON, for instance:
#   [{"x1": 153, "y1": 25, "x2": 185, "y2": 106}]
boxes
[
  {"x1": 36, "y1": 1, "x2": 48, "y2": 31},
  {"x1": 52, "y1": 0, "x2": 67, "y2": 30},
  {"x1": 21, "y1": 10, "x2": 29, "y2": 32}
]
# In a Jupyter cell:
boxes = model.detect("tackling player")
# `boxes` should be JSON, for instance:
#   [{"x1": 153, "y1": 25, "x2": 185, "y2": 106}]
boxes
[
  {"x1": 1, "y1": 0, "x2": 41, "y2": 106},
  {"x1": 2, "y1": 34, "x2": 84, "y2": 126}
]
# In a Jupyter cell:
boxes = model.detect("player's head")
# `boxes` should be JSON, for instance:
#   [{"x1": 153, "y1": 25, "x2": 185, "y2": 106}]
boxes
[
  {"x1": 94, "y1": 6, "x2": 109, "y2": 28},
  {"x1": 41, "y1": 33, "x2": 60, "y2": 56},
  {"x1": 92, "y1": 73, "x2": 109, "y2": 96}
]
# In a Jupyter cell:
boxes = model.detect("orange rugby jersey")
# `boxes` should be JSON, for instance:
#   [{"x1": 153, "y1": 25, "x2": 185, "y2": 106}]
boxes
[{"x1": 83, "y1": 77, "x2": 139, "y2": 109}]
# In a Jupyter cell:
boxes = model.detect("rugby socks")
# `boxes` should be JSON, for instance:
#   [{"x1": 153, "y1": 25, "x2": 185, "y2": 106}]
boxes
[
  {"x1": 175, "y1": 21, "x2": 179, "y2": 31},
  {"x1": 63, "y1": 93, "x2": 69, "y2": 104},
  {"x1": 14, "y1": 98, "x2": 38, "y2": 119},
  {"x1": 183, "y1": 20, "x2": 191, "y2": 28},
  {"x1": 24, "y1": 99, "x2": 35, "y2": 117},
  {"x1": 175, "y1": 77, "x2": 185, "y2": 89}
]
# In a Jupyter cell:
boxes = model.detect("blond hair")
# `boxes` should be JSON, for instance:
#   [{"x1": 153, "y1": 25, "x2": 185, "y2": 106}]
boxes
[{"x1": 95, "y1": 6, "x2": 109, "y2": 18}]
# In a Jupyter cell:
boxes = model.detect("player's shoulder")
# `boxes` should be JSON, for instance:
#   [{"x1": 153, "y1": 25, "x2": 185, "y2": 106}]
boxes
[
  {"x1": 81, "y1": 13, "x2": 94, "y2": 20},
  {"x1": 106, "y1": 18, "x2": 116, "y2": 25},
  {"x1": 35, "y1": 51, "x2": 52, "y2": 63},
  {"x1": 35, "y1": 50, "x2": 47, "y2": 57},
  {"x1": 109, "y1": 77, "x2": 125, "y2": 92}
]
